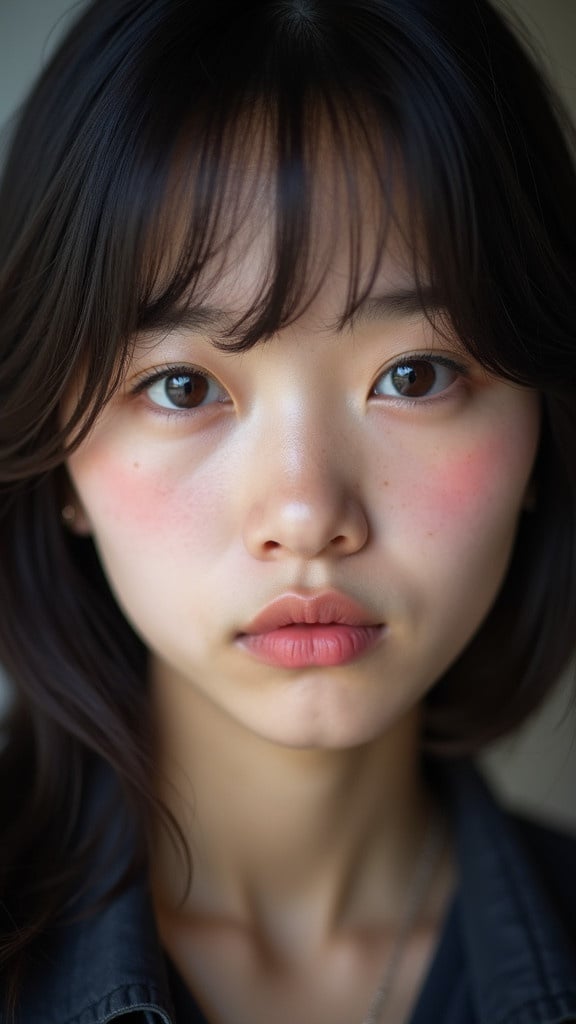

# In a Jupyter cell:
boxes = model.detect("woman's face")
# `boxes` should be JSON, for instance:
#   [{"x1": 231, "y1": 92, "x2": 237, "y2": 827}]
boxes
[{"x1": 66, "y1": 168, "x2": 540, "y2": 750}]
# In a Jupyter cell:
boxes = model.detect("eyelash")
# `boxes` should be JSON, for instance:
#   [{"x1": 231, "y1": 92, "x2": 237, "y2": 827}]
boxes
[
  {"x1": 131, "y1": 353, "x2": 471, "y2": 416},
  {"x1": 132, "y1": 363, "x2": 229, "y2": 416},
  {"x1": 370, "y1": 352, "x2": 470, "y2": 406}
]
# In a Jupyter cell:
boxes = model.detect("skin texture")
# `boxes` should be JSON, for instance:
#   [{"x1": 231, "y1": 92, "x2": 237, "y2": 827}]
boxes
[
  {"x1": 67, "y1": 290, "x2": 539, "y2": 751},
  {"x1": 65, "y1": 160, "x2": 541, "y2": 1023}
]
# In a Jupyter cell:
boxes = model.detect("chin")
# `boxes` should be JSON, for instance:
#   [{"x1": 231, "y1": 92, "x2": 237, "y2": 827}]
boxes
[{"x1": 240, "y1": 689, "x2": 422, "y2": 751}]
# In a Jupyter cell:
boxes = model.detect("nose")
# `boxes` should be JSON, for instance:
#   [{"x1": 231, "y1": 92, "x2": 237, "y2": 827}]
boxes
[{"x1": 242, "y1": 419, "x2": 370, "y2": 562}]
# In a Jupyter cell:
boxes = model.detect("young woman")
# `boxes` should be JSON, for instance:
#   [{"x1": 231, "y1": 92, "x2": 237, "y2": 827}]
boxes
[{"x1": 1, "y1": 1, "x2": 575, "y2": 1022}]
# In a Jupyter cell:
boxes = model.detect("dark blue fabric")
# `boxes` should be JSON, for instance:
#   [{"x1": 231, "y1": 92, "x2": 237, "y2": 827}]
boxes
[
  {"x1": 408, "y1": 894, "x2": 471, "y2": 1023},
  {"x1": 165, "y1": 955, "x2": 207, "y2": 1022},
  {"x1": 447, "y1": 765, "x2": 576, "y2": 1024},
  {"x1": 6, "y1": 761, "x2": 576, "y2": 1024}
]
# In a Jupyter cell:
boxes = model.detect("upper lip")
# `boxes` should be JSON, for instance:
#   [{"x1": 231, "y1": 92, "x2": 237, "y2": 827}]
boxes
[{"x1": 239, "y1": 590, "x2": 382, "y2": 635}]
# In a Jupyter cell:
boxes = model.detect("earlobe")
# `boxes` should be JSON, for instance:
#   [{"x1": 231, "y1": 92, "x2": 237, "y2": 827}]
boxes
[
  {"x1": 61, "y1": 501, "x2": 92, "y2": 536},
  {"x1": 60, "y1": 467, "x2": 93, "y2": 535}
]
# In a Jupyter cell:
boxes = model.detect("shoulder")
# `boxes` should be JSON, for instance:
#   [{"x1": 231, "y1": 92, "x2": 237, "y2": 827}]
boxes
[
  {"x1": 434, "y1": 759, "x2": 576, "y2": 1023},
  {"x1": 432, "y1": 757, "x2": 576, "y2": 940}
]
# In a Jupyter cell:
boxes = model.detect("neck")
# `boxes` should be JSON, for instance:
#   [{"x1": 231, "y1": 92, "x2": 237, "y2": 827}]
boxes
[{"x1": 149, "y1": 669, "x2": 436, "y2": 946}]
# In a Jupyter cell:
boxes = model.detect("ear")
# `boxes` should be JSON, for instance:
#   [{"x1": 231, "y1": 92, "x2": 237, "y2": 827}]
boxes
[
  {"x1": 59, "y1": 466, "x2": 93, "y2": 536},
  {"x1": 61, "y1": 503, "x2": 92, "y2": 535},
  {"x1": 61, "y1": 500, "x2": 93, "y2": 535}
]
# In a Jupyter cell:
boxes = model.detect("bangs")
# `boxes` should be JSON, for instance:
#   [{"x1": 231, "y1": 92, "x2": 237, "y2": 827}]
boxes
[
  {"x1": 135, "y1": 92, "x2": 416, "y2": 353},
  {"x1": 64, "y1": 0, "x2": 480, "y2": 437}
]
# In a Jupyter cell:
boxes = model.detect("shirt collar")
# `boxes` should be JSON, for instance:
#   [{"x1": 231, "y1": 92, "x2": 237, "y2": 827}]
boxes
[
  {"x1": 18, "y1": 759, "x2": 175, "y2": 1024},
  {"x1": 18, "y1": 759, "x2": 576, "y2": 1024},
  {"x1": 446, "y1": 761, "x2": 576, "y2": 1024}
]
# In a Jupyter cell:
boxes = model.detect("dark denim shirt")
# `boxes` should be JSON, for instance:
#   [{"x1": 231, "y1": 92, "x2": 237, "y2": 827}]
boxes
[{"x1": 8, "y1": 763, "x2": 576, "y2": 1024}]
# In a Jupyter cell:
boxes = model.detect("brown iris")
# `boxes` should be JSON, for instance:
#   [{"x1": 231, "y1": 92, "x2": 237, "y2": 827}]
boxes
[
  {"x1": 165, "y1": 373, "x2": 209, "y2": 408},
  {"x1": 390, "y1": 360, "x2": 437, "y2": 397}
]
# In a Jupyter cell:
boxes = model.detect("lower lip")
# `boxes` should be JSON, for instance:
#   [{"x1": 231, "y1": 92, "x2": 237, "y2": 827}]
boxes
[{"x1": 236, "y1": 624, "x2": 384, "y2": 668}]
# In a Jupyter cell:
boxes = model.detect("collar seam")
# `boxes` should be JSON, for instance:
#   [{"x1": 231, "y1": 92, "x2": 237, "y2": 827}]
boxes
[{"x1": 64, "y1": 981, "x2": 172, "y2": 1024}]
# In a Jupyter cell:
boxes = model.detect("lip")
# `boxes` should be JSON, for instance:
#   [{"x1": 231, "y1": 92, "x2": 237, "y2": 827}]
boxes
[
  {"x1": 236, "y1": 591, "x2": 384, "y2": 669},
  {"x1": 240, "y1": 590, "x2": 382, "y2": 635}
]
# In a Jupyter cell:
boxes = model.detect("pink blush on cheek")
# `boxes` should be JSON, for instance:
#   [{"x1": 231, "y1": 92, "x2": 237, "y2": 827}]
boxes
[
  {"x1": 88, "y1": 462, "x2": 169, "y2": 525},
  {"x1": 81, "y1": 458, "x2": 215, "y2": 538},
  {"x1": 406, "y1": 437, "x2": 531, "y2": 533}
]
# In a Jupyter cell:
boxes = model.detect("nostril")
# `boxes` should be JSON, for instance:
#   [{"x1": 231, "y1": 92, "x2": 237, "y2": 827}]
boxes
[{"x1": 263, "y1": 540, "x2": 281, "y2": 551}]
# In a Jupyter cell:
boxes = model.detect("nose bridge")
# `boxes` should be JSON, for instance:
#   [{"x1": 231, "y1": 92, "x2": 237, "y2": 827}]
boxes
[
  {"x1": 260, "y1": 385, "x2": 346, "y2": 494},
  {"x1": 241, "y1": 388, "x2": 369, "y2": 560}
]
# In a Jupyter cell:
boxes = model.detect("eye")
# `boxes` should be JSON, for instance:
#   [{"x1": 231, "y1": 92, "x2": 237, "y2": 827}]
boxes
[
  {"x1": 143, "y1": 369, "x2": 228, "y2": 410},
  {"x1": 372, "y1": 357, "x2": 461, "y2": 400}
]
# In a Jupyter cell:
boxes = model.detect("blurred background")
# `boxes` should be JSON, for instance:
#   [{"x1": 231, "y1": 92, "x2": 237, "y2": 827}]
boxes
[{"x1": 0, "y1": 0, "x2": 575, "y2": 827}]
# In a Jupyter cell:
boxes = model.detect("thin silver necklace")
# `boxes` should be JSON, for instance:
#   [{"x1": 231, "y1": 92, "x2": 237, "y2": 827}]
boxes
[{"x1": 361, "y1": 813, "x2": 446, "y2": 1024}]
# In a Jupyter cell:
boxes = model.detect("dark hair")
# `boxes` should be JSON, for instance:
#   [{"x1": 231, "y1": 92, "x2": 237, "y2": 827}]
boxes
[{"x1": 1, "y1": 0, "x2": 575, "y2": 1010}]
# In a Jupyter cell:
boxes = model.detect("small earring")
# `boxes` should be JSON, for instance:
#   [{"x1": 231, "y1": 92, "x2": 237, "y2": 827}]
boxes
[{"x1": 61, "y1": 504, "x2": 77, "y2": 524}]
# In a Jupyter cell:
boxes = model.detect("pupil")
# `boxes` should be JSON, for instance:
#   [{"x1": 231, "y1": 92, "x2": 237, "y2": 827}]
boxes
[
  {"x1": 166, "y1": 374, "x2": 208, "y2": 408},
  {"x1": 392, "y1": 361, "x2": 436, "y2": 397}
]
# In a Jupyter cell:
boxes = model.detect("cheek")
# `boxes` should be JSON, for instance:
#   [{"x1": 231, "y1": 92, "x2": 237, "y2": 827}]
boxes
[
  {"x1": 396, "y1": 429, "x2": 536, "y2": 543},
  {"x1": 71, "y1": 449, "x2": 225, "y2": 554},
  {"x1": 69, "y1": 448, "x2": 234, "y2": 645},
  {"x1": 421, "y1": 443, "x2": 511, "y2": 527}
]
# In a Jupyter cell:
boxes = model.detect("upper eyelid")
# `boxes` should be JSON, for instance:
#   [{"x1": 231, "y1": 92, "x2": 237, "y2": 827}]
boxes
[
  {"x1": 130, "y1": 363, "x2": 222, "y2": 394},
  {"x1": 369, "y1": 352, "x2": 473, "y2": 404},
  {"x1": 128, "y1": 350, "x2": 475, "y2": 398},
  {"x1": 374, "y1": 351, "x2": 472, "y2": 378},
  {"x1": 395, "y1": 351, "x2": 468, "y2": 368}
]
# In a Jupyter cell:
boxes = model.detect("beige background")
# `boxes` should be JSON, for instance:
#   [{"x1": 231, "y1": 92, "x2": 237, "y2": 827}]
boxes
[{"x1": 0, "y1": 0, "x2": 574, "y2": 827}]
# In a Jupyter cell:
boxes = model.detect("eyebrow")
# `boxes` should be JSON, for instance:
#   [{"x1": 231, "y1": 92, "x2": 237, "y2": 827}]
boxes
[
  {"x1": 138, "y1": 305, "x2": 235, "y2": 336},
  {"x1": 347, "y1": 286, "x2": 444, "y2": 326},
  {"x1": 137, "y1": 286, "x2": 443, "y2": 341}
]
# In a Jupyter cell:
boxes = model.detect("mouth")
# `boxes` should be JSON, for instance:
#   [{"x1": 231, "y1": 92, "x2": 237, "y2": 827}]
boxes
[{"x1": 235, "y1": 591, "x2": 385, "y2": 669}]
